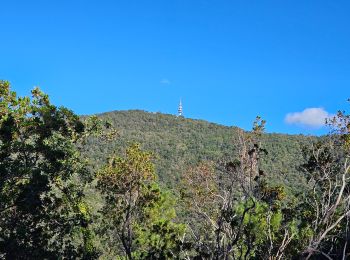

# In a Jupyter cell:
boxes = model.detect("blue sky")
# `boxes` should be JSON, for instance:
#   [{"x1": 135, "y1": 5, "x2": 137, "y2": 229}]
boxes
[{"x1": 1, "y1": 0, "x2": 349, "y2": 134}]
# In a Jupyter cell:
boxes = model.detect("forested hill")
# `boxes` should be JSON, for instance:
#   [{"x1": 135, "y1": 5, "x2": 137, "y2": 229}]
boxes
[{"x1": 83, "y1": 110, "x2": 314, "y2": 192}]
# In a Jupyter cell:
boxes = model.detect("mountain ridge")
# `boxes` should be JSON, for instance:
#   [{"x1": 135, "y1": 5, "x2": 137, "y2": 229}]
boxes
[
  {"x1": 90, "y1": 109, "x2": 315, "y2": 137},
  {"x1": 83, "y1": 109, "x2": 314, "y2": 193}
]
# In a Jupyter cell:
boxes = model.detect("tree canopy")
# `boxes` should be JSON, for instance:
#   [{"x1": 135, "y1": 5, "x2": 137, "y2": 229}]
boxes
[{"x1": 1, "y1": 81, "x2": 350, "y2": 259}]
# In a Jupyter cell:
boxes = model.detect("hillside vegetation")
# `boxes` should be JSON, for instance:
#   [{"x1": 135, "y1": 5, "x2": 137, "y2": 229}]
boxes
[
  {"x1": 83, "y1": 110, "x2": 314, "y2": 192},
  {"x1": 3, "y1": 81, "x2": 350, "y2": 259}
]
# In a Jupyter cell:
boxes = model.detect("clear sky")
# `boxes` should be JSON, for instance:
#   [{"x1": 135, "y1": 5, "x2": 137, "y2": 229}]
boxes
[{"x1": 1, "y1": 0, "x2": 349, "y2": 135}]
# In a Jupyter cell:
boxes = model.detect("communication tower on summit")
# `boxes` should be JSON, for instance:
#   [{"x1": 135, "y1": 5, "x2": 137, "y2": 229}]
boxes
[{"x1": 178, "y1": 99, "x2": 183, "y2": 117}]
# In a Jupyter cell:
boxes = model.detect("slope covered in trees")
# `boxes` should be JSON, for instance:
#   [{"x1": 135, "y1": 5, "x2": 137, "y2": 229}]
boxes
[
  {"x1": 83, "y1": 110, "x2": 314, "y2": 193},
  {"x1": 3, "y1": 81, "x2": 350, "y2": 259}
]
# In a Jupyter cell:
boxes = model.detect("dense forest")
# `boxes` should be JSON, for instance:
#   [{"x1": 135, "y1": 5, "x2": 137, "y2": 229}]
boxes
[
  {"x1": 83, "y1": 110, "x2": 314, "y2": 194},
  {"x1": 1, "y1": 81, "x2": 350, "y2": 259}
]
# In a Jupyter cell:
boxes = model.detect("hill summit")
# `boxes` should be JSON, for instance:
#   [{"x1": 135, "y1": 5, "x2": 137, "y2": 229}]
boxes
[{"x1": 83, "y1": 109, "x2": 312, "y2": 192}]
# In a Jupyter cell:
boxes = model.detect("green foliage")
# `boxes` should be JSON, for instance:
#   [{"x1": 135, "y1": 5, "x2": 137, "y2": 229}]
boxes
[
  {"x1": 82, "y1": 110, "x2": 314, "y2": 195},
  {"x1": 97, "y1": 143, "x2": 185, "y2": 259},
  {"x1": 2, "y1": 81, "x2": 350, "y2": 259},
  {"x1": 0, "y1": 81, "x2": 98, "y2": 258},
  {"x1": 134, "y1": 190, "x2": 186, "y2": 259}
]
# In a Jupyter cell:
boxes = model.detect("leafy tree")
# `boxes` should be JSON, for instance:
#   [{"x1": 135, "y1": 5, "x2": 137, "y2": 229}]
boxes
[
  {"x1": 298, "y1": 108, "x2": 350, "y2": 259},
  {"x1": 180, "y1": 117, "x2": 302, "y2": 259},
  {"x1": 0, "y1": 81, "x2": 98, "y2": 258},
  {"x1": 97, "y1": 143, "x2": 185, "y2": 259}
]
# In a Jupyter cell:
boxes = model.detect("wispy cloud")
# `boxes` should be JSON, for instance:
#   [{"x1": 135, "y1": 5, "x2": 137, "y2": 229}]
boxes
[
  {"x1": 160, "y1": 78, "x2": 171, "y2": 85},
  {"x1": 285, "y1": 108, "x2": 333, "y2": 128}
]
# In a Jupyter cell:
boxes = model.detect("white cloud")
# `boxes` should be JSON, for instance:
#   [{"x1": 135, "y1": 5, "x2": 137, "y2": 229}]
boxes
[
  {"x1": 160, "y1": 79, "x2": 171, "y2": 85},
  {"x1": 285, "y1": 108, "x2": 333, "y2": 128}
]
